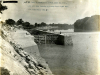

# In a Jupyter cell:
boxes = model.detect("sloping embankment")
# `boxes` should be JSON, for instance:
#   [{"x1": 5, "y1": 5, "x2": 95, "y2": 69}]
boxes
[{"x1": 0, "y1": 25, "x2": 54, "y2": 75}]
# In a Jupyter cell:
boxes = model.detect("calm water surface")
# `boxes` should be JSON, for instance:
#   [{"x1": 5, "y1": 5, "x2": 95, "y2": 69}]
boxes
[{"x1": 38, "y1": 33, "x2": 100, "y2": 75}]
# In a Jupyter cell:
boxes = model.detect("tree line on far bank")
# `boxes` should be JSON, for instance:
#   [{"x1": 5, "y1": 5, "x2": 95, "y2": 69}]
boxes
[
  {"x1": 4, "y1": 15, "x2": 100, "y2": 32},
  {"x1": 4, "y1": 18, "x2": 73, "y2": 30},
  {"x1": 74, "y1": 15, "x2": 100, "y2": 32},
  {"x1": 4, "y1": 19, "x2": 48, "y2": 29}
]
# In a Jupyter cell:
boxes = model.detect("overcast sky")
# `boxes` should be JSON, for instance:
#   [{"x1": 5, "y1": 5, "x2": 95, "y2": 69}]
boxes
[{"x1": 1, "y1": 0, "x2": 100, "y2": 24}]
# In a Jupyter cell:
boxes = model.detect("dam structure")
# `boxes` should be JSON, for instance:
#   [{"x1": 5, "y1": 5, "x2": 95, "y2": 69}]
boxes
[{"x1": 30, "y1": 29, "x2": 73, "y2": 45}]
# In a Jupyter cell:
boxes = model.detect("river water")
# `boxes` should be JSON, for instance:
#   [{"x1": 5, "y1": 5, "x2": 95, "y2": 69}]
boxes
[{"x1": 38, "y1": 33, "x2": 100, "y2": 75}]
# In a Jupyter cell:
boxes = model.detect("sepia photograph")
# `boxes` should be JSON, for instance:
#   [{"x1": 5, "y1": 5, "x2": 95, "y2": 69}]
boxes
[{"x1": 0, "y1": 0, "x2": 100, "y2": 75}]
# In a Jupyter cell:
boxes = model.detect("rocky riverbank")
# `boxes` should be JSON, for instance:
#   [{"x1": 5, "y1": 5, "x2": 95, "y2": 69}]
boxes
[{"x1": 0, "y1": 24, "x2": 54, "y2": 75}]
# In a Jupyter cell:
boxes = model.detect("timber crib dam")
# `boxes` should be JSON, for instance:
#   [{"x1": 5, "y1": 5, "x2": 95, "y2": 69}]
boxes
[{"x1": 30, "y1": 30, "x2": 73, "y2": 45}]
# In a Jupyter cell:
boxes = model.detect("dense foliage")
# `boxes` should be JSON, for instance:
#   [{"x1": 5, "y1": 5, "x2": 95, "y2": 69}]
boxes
[
  {"x1": 74, "y1": 15, "x2": 100, "y2": 32},
  {"x1": 35, "y1": 22, "x2": 46, "y2": 27},
  {"x1": 0, "y1": 2, "x2": 7, "y2": 14},
  {"x1": 16, "y1": 19, "x2": 24, "y2": 25},
  {"x1": 5, "y1": 19, "x2": 15, "y2": 26}
]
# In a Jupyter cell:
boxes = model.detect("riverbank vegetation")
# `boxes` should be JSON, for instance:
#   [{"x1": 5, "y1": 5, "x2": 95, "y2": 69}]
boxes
[
  {"x1": 3, "y1": 15, "x2": 100, "y2": 32},
  {"x1": 74, "y1": 15, "x2": 100, "y2": 32}
]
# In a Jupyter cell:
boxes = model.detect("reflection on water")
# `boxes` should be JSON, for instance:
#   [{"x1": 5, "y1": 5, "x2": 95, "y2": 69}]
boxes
[{"x1": 38, "y1": 33, "x2": 100, "y2": 75}]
